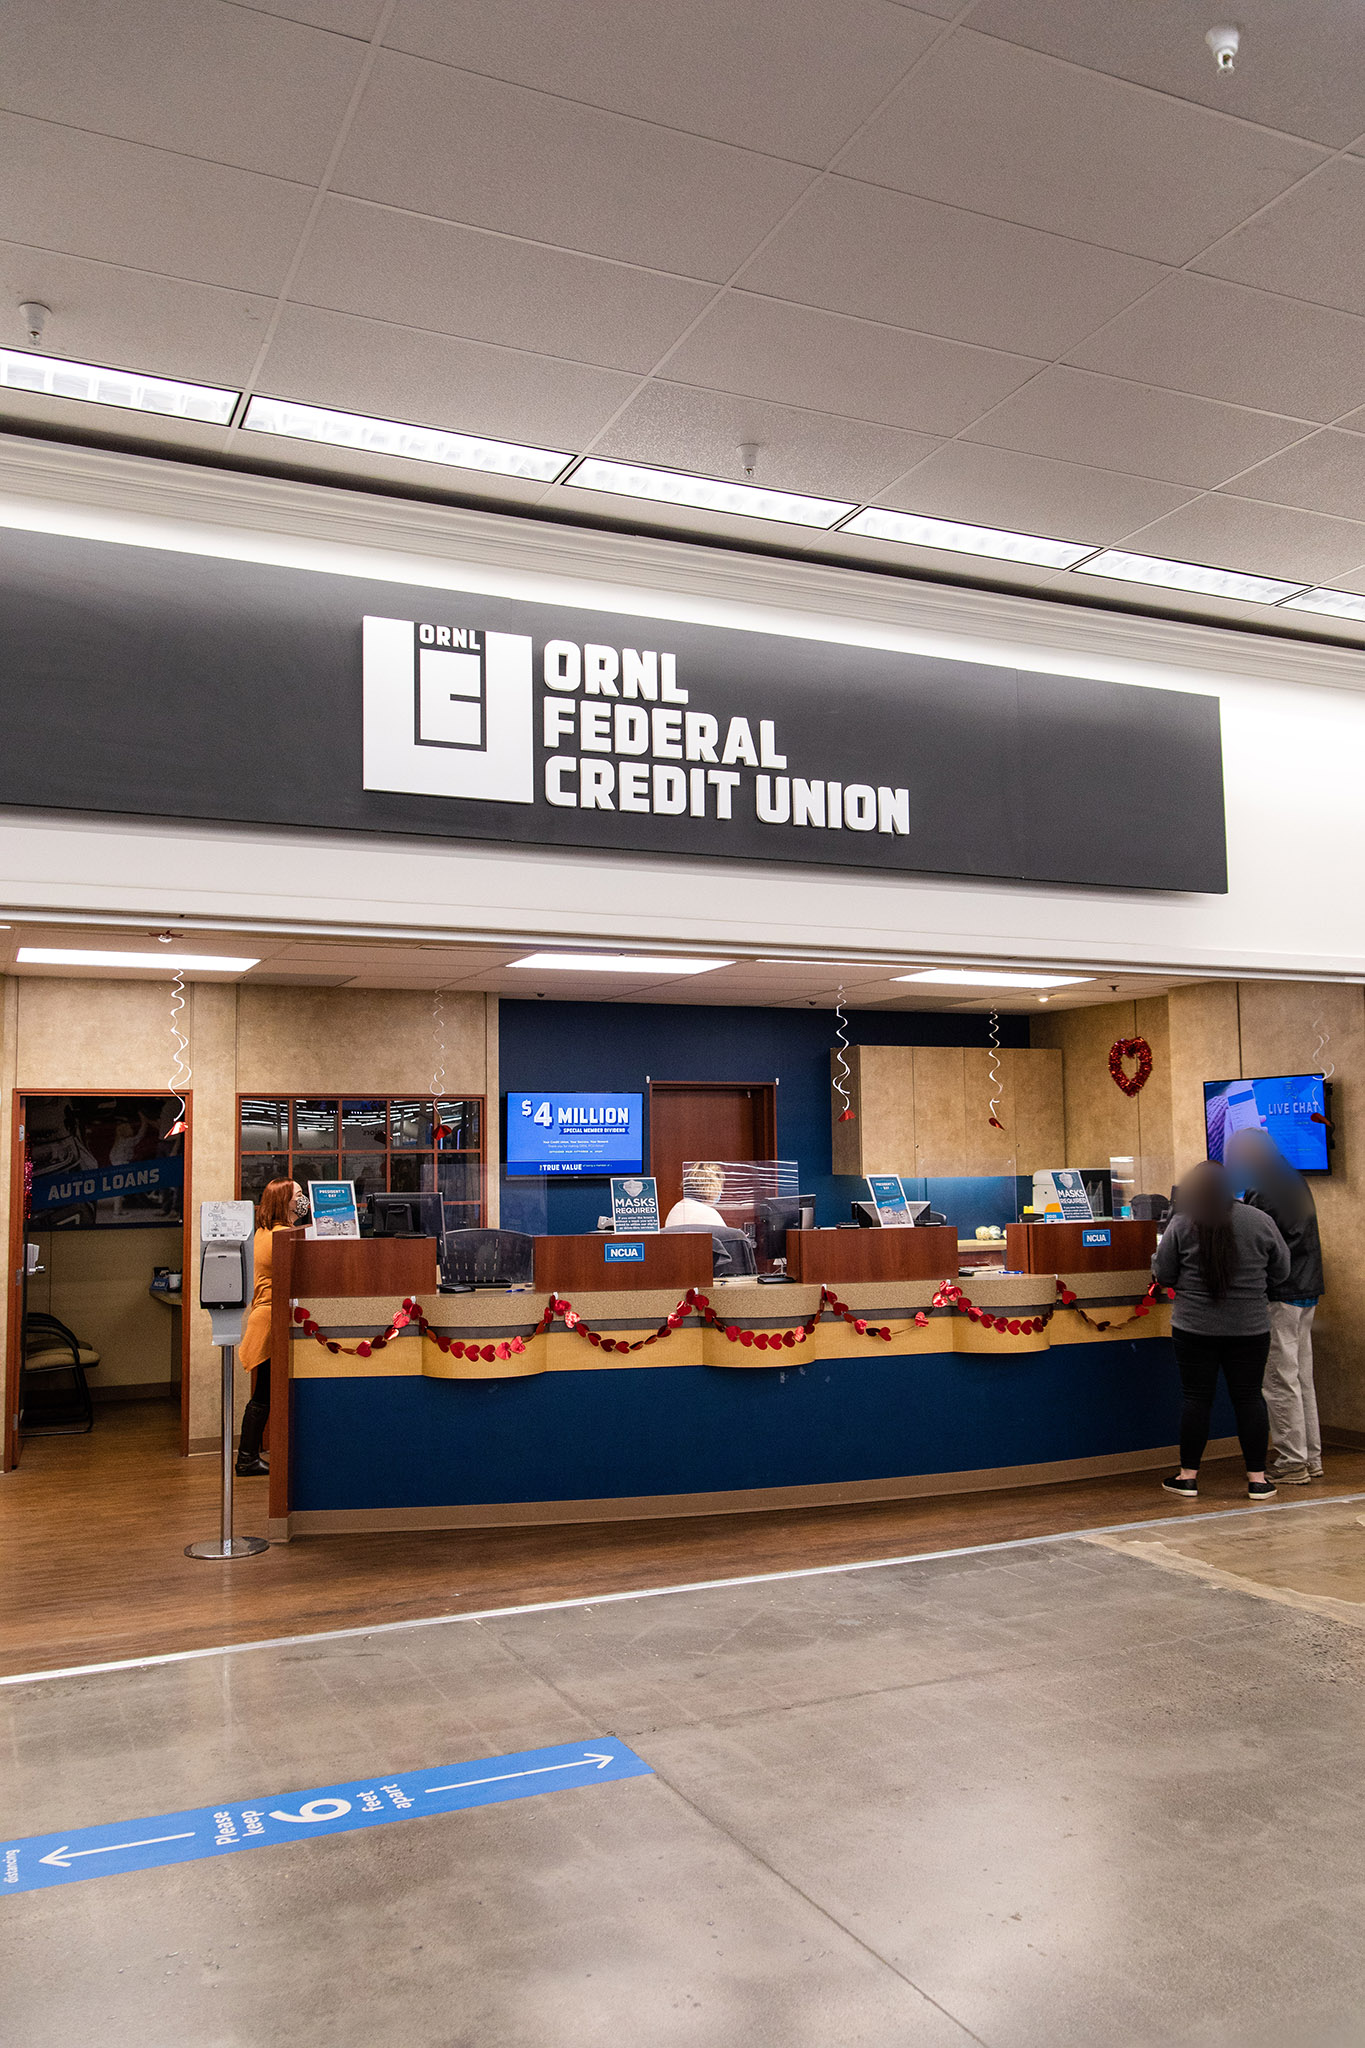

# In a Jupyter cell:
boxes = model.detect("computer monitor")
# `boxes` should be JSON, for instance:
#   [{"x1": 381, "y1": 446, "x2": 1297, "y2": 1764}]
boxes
[
  {"x1": 798, "y1": 1195, "x2": 816, "y2": 1232},
  {"x1": 754, "y1": 1194, "x2": 800, "y2": 1269},
  {"x1": 368, "y1": 1191, "x2": 443, "y2": 1242}
]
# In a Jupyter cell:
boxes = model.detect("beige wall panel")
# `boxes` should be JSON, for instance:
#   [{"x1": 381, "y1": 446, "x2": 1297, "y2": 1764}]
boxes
[
  {"x1": 912, "y1": 1046, "x2": 966, "y2": 1177},
  {"x1": 1132, "y1": 995, "x2": 1174, "y2": 1197},
  {"x1": 1009, "y1": 1047, "x2": 1065, "y2": 1174},
  {"x1": 236, "y1": 986, "x2": 487, "y2": 1096},
  {"x1": 16, "y1": 976, "x2": 194, "y2": 1090},
  {"x1": 829, "y1": 1045, "x2": 866, "y2": 1176},
  {"x1": 1237, "y1": 980, "x2": 1365, "y2": 1435},
  {"x1": 1167, "y1": 983, "x2": 1240, "y2": 1177},
  {"x1": 185, "y1": 981, "x2": 240, "y2": 1445},
  {"x1": 31, "y1": 1224, "x2": 182, "y2": 1389}
]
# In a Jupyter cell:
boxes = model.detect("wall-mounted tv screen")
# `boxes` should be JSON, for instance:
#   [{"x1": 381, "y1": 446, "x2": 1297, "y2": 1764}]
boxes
[
  {"x1": 1204, "y1": 1073, "x2": 1331, "y2": 1175},
  {"x1": 505, "y1": 1090, "x2": 644, "y2": 1177}
]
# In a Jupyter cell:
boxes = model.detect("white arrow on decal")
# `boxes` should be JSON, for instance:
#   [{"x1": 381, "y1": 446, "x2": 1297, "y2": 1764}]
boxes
[
  {"x1": 424, "y1": 1752, "x2": 617, "y2": 1795},
  {"x1": 39, "y1": 1831, "x2": 196, "y2": 1869}
]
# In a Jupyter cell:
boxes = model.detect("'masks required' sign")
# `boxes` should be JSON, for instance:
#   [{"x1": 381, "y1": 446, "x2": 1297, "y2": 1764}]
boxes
[{"x1": 0, "y1": 527, "x2": 1227, "y2": 893}]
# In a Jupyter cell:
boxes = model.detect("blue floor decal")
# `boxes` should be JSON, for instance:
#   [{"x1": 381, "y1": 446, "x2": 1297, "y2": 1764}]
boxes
[{"x1": 1, "y1": 1738, "x2": 652, "y2": 1895}]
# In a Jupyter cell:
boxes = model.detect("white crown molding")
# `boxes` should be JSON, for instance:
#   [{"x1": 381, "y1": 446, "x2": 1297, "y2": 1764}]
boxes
[{"x1": 1, "y1": 431, "x2": 1363, "y2": 696}]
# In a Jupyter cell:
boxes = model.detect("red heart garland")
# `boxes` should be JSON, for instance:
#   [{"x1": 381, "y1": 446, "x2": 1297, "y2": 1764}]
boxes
[{"x1": 1109, "y1": 1036, "x2": 1154, "y2": 1097}]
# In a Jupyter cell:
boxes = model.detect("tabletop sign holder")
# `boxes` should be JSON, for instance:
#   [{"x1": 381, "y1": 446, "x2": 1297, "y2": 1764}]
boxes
[
  {"x1": 866, "y1": 1175, "x2": 915, "y2": 1226},
  {"x1": 1033, "y1": 1170, "x2": 1094, "y2": 1222},
  {"x1": 185, "y1": 1200, "x2": 269, "y2": 1562},
  {"x1": 610, "y1": 1176, "x2": 659, "y2": 1234}
]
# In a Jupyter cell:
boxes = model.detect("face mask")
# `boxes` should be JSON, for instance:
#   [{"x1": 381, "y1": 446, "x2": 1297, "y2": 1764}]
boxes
[{"x1": 291, "y1": 1192, "x2": 309, "y2": 1221}]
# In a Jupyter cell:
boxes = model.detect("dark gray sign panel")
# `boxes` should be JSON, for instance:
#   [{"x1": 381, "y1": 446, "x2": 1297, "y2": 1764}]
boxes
[{"x1": 0, "y1": 528, "x2": 1226, "y2": 892}]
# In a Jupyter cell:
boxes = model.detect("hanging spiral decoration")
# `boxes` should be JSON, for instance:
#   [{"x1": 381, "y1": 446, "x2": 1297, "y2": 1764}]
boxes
[
  {"x1": 987, "y1": 1009, "x2": 1004, "y2": 1129},
  {"x1": 1311, "y1": 1009, "x2": 1335, "y2": 1125},
  {"x1": 167, "y1": 969, "x2": 190, "y2": 1137},
  {"x1": 833, "y1": 987, "x2": 856, "y2": 1122},
  {"x1": 431, "y1": 983, "x2": 447, "y2": 1102}
]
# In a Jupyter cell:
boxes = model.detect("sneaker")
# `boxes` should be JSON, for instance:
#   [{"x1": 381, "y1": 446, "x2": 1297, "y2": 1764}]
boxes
[
  {"x1": 1163, "y1": 1473, "x2": 1199, "y2": 1498},
  {"x1": 1247, "y1": 1477, "x2": 1278, "y2": 1500},
  {"x1": 1309, "y1": 1467, "x2": 1325, "y2": 1480},
  {"x1": 1273, "y1": 1465, "x2": 1311, "y2": 1485}
]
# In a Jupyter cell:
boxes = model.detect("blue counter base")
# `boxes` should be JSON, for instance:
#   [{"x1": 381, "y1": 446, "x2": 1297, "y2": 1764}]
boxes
[{"x1": 292, "y1": 1339, "x2": 1236, "y2": 1514}]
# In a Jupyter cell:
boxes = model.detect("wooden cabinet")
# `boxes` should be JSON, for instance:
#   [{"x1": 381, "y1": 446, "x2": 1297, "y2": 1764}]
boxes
[
  {"x1": 830, "y1": 1044, "x2": 1063, "y2": 1178},
  {"x1": 784, "y1": 1225, "x2": 959, "y2": 1283}
]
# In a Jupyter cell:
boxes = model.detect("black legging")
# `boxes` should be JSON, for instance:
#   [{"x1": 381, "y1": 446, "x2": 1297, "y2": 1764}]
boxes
[
  {"x1": 1172, "y1": 1328, "x2": 1270, "y2": 1472},
  {"x1": 239, "y1": 1359, "x2": 271, "y2": 1461}
]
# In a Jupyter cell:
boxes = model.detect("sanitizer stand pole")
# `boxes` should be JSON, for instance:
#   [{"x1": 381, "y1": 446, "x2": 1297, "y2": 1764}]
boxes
[{"x1": 185, "y1": 1341, "x2": 269, "y2": 1561}]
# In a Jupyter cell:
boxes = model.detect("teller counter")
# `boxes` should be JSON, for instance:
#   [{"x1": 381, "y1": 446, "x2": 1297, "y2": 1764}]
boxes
[{"x1": 263, "y1": 1230, "x2": 1220, "y2": 1543}]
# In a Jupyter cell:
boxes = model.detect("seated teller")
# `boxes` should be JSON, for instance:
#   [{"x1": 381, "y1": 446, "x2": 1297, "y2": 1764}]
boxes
[{"x1": 665, "y1": 1162, "x2": 727, "y2": 1229}]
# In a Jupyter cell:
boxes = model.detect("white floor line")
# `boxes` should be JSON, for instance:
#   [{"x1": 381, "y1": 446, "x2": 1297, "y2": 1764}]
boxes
[{"x1": 4, "y1": 1489, "x2": 1362, "y2": 1690}]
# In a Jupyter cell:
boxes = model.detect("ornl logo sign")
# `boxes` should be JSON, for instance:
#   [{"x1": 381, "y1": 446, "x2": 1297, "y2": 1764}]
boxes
[{"x1": 363, "y1": 616, "x2": 534, "y2": 804}]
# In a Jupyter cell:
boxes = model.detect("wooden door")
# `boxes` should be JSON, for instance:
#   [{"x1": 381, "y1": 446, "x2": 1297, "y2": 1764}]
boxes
[{"x1": 647, "y1": 1082, "x2": 777, "y2": 1215}]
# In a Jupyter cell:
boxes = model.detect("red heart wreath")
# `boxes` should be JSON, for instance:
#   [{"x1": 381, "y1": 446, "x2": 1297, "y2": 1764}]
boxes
[{"x1": 1109, "y1": 1036, "x2": 1153, "y2": 1097}]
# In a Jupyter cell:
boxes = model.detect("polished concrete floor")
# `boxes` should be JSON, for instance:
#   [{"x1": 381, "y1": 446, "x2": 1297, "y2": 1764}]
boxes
[{"x1": 6, "y1": 1518, "x2": 1365, "y2": 2046}]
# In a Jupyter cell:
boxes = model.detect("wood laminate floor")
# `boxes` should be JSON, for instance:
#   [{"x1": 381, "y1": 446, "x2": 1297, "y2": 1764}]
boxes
[{"x1": 4, "y1": 1400, "x2": 1364, "y2": 1679}]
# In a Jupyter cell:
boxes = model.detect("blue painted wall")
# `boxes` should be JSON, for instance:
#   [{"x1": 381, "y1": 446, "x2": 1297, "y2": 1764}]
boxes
[{"x1": 497, "y1": 999, "x2": 1029, "y2": 1234}]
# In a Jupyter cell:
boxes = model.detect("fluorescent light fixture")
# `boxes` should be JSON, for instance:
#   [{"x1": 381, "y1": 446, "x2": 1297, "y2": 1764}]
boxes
[
  {"x1": 565, "y1": 457, "x2": 853, "y2": 529},
  {"x1": 511, "y1": 953, "x2": 732, "y2": 975},
  {"x1": 896, "y1": 968, "x2": 1092, "y2": 990},
  {"x1": 0, "y1": 348, "x2": 237, "y2": 425},
  {"x1": 242, "y1": 395, "x2": 572, "y2": 483},
  {"x1": 1073, "y1": 549, "x2": 1305, "y2": 605},
  {"x1": 1279, "y1": 587, "x2": 1365, "y2": 621},
  {"x1": 17, "y1": 948, "x2": 259, "y2": 972},
  {"x1": 842, "y1": 507, "x2": 1097, "y2": 570}
]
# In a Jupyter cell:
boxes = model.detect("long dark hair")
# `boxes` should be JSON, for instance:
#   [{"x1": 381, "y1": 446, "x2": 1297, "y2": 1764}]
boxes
[{"x1": 1174, "y1": 1162, "x2": 1237, "y2": 1299}]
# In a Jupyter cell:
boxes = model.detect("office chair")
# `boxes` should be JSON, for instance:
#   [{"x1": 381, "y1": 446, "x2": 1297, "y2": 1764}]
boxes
[
  {"x1": 440, "y1": 1228, "x2": 535, "y2": 1289},
  {"x1": 20, "y1": 1311, "x2": 101, "y2": 1434}
]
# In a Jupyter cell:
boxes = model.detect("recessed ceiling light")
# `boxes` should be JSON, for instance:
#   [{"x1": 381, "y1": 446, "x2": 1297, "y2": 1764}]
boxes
[
  {"x1": 1279, "y1": 587, "x2": 1365, "y2": 621},
  {"x1": 510, "y1": 953, "x2": 733, "y2": 975},
  {"x1": 1073, "y1": 550, "x2": 1306, "y2": 605},
  {"x1": 842, "y1": 507, "x2": 1097, "y2": 570},
  {"x1": 0, "y1": 348, "x2": 237, "y2": 425},
  {"x1": 565, "y1": 457, "x2": 853, "y2": 529},
  {"x1": 17, "y1": 948, "x2": 259, "y2": 972},
  {"x1": 896, "y1": 968, "x2": 1092, "y2": 989},
  {"x1": 241, "y1": 396, "x2": 572, "y2": 483}
]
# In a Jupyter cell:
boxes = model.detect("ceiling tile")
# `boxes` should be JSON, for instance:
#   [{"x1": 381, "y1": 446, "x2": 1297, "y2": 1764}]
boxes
[
  {"x1": 1194, "y1": 158, "x2": 1365, "y2": 319},
  {"x1": 587, "y1": 380, "x2": 940, "y2": 500},
  {"x1": 876, "y1": 441, "x2": 1195, "y2": 543},
  {"x1": 661, "y1": 293, "x2": 1040, "y2": 436},
  {"x1": 840, "y1": 31, "x2": 1323, "y2": 265},
  {"x1": 960, "y1": 366, "x2": 1309, "y2": 488},
  {"x1": 0, "y1": 243, "x2": 271, "y2": 381},
  {"x1": 1113, "y1": 493, "x2": 1365, "y2": 585},
  {"x1": 0, "y1": 114, "x2": 312, "y2": 296},
  {"x1": 1217, "y1": 430, "x2": 1365, "y2": 521},
  {"x1": 1067, "y1": 273, "x2": 1365, "y2": 421},
  {"x1": 333, "y1": 51, "x2": 811, "y2": 281},
  {"x1": 738, "y1": 177, "x2": 1164, "y2": 356},
  {"x1": 0, "y1": 0, "x2": 367, "y2": 181},
  {"x1": 385, "y1": 0, "x2": 942, "y2": 164},
  {"x1": 964, "y1": 0, "x2": 1365, "y2": 149},
  {"x1": 253, "y1": 302, "x2": 639, "y2": 445},
  {"x1": 292, "y1": 199, "x2": 713, "y2": 374}
]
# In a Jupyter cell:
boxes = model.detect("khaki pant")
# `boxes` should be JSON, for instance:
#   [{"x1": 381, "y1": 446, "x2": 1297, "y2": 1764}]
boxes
[{"x1": 1265, "y1": 1302, "x2": 1320, "y2": 1476}]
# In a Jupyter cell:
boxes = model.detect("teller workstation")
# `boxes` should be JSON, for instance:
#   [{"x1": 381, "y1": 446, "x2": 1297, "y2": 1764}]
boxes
[{"x1": 257, "y1": 1075, "x2": 1189, "y2": 1543}]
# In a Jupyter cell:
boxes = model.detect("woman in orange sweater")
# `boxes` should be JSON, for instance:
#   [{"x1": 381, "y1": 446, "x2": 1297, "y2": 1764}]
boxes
[{"x1": 236, "y1": 1176, "x2": 308, "y2": 1477}]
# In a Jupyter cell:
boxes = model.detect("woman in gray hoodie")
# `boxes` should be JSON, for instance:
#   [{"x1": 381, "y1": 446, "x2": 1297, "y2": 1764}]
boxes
[{"x1": 1153, "y1": 1161, "x2": 1289, "y2": 1501}]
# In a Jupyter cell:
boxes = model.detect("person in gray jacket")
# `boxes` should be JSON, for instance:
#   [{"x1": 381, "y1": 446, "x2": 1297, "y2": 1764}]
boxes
[
  {"x1": 1153, "y1": 1161, "x2": 1290, "y2": 1501},
  {"x1": 1227, "y1": 1128, "x2": 1325, "y2": 1486}
]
